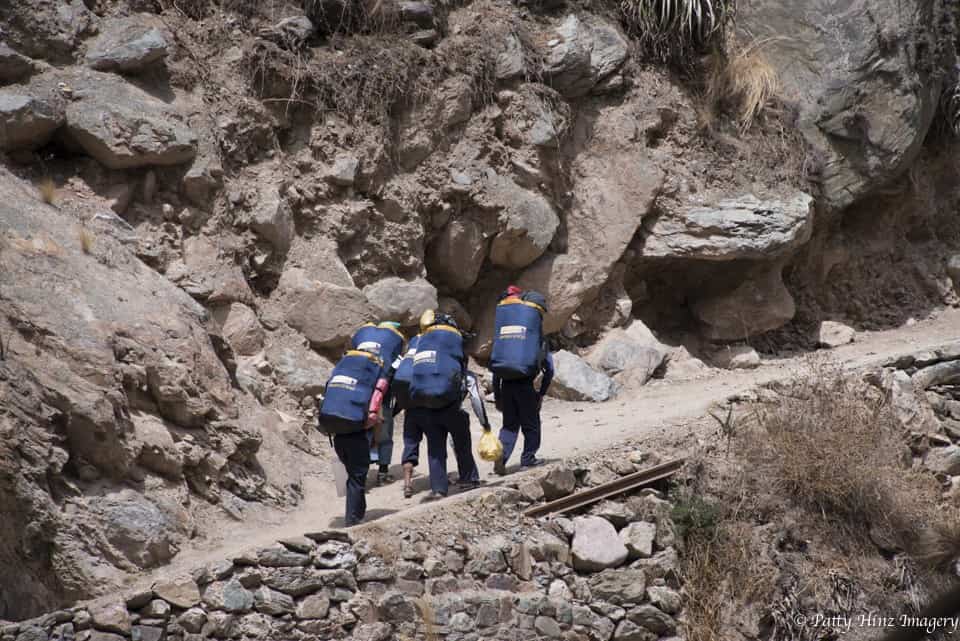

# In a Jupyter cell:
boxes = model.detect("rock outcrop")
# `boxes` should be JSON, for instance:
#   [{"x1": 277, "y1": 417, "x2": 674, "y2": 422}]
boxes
[
  {"x1": 550, "y1": 351, "x2": 615, "y2": 402},
  {"x1": 85, "y1": 15, "x2": 169, "y2": 73}
]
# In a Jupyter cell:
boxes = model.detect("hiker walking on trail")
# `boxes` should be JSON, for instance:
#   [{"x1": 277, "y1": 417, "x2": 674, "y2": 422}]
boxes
[
  {"x1": 402, "y1": 310, "x2": 480, "y2": 499},
  {"x1": 489, "y1": 285, "x2": 554, "y2": 475},
  {"x1": 350, "y1": 321, "x2": 406, "y2": 485},
  {"x1": 316, "y1": 343, "x2": 393, "y2": 527}
]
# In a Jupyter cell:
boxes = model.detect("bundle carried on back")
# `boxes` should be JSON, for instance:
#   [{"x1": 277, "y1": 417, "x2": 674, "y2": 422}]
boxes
[
  {"x1": 317, "y1": 350, "x2": 383, "y2": 435},
  {"x1": 490, "y1": 290, "x2": 548, "y2": 381},
  {"x1": 390, "y1": 336, "x2": 419, "y2": 411},
  {"x1": 409, "y1": 319, "x2": 465, "y2": 409}
]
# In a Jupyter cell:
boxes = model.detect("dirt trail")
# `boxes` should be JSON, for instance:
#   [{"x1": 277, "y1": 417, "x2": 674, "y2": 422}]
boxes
[{"x1": 138, "y1": 309, "x2": 960, "y2": 588}]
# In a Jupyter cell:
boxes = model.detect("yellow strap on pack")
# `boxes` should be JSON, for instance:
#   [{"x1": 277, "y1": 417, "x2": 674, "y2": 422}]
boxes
[
  {"x1": 497, "y1": 298, "x2": 546, "y2": 315},
  {"x1": 423, "y1": 324, "x2": 462, "y2": 337},
  {"x1": 345, "y1": 349, "x2": 384, "y2": 368}
]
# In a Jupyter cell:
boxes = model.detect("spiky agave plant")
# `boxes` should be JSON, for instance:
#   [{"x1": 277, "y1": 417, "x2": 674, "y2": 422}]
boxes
[{"x1": 620, "y1": 0, "x2": 733, "y2": 60}]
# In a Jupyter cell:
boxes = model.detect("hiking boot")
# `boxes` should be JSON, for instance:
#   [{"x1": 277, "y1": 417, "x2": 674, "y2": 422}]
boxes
[
  {"x1": 493, "y1": 458, "x2": 507, "y2": 476},
  {"x1": 427, "y1": 490, "x2": 448, "y2": 500}
]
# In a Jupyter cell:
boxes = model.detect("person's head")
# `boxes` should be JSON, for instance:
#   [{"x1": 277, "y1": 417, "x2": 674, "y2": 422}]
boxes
[{"x1": 419, "y1": 309, "x2": 436, "y2": 332}]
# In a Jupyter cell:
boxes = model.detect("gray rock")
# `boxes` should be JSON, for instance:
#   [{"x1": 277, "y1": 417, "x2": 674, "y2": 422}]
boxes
[
  {"x1": 590, "y1": 569, "x2": 647, "y2": 606},
  {"x1": 571, "y1": 516, "x2": 628, "y2": 572},
  {"x1": 590, "y1": 339, "x2": 662, "y2": 380},
  {"x1": 632, "y1": 548, "x2": 680, "y2": 587},
  {"x1": 646, "y1": 586, "x2": 681, "y2": 615},
  {"x1": 260, "y1": 15, "x2": 313, "y2": 50},
  {"x1": 541, "y1": 466, "x2": 577, "y2": 500},
  {"x1": 142, "y1": 599, "x2": 171, "y2": 619},
  {"x1": 357, "y1": 558, "x2": 395, "y2": 582},
  {"x1": 362, "y1": 276, "x2": 438, "y2": 326},
  {"x1": 253, "y1": 587, "x2": 295, "y2": 615},
  {"x1": 265, "y1": 343, "x2": 334, "y2": 400},
  {"x1": 948, "y1": 255, "x2": 960, "y2": 290},
  {"x1": 98, "y1": 491, "x2": 176, "y2": 569},
  {"x1": 0, "y1": 92, "x2": 62, "y2": 151},
  {"x1": 693, "y1": 263, "x2": 795, "y2": 340},
  {"x1": 738, "y1": 0, "x2": 941, "y2": 211},
  {"x1": 16, "y1": 627, "x2": 48, "y2": 641},
  {"x1": 181, "y1": 155, "x2": 223, "y2": 207},
  {"x1": 279, "y1": 274, "x2": 373, "y2": 348},
  {"x1": 426, "y1": 219, "x2": 488, "y2": 291},
  {"x1": 535, "y1": 616, "x2": 562, "y2": 638},
  {"x1": 130, "y1": 626, "x2": 162, "y2": 641},
  {"x1": 315, "y1": 541, "x2": 358, "y2": 569},
  {"x1": 246, "y1": 187, "x2": 294, "y2": 251},
  {"x1": 176, "y1": 609, "x2": 206, "y2": 634},
  {"x1": 211, "y1": 303, "x2": 264, "y2": 358},
  {"x1": 495, "y1": 34, "x2": 525, "y2": 81},
  {"x1": 0, "y1": 43, "x2": 35, "y2": 83},
  {"x1": 202, "y1": 579, "x2": 254, "y2": 613},
  {"x1": 912, "y1": 360, "x2": 960, "y2": 390},
  {"x1": 591, "y1": 500, "x2": 632, "y2": 529},
  {"x1": 323, "y1": 155, "x2": 360, "y2": 186},
  {"x1": 924, "y1": 446, "x2": 960, "y2": 476},
  {"x1": 399, "y1": 1, "x2": 434, "y2": 27},
  {"x1": 89, "y1": 601, "x2": 131, "y2": 635},
  {"x1": 296, "y1": 593, "x2": 331, "y2": 620},
  {"x1": 85, "y1": 16, "x2": 168, "y2": 72},
  {"x1": 486, "y1": 175, "x2": 560, "y2": 270},
  {"x1": 377, "y1": 592, "x2": 417, "y2": 622},
  {"x1": 262, "y1": 567, "x2": 326, "y2": 596},
  {"x1": 642, "y1": 193, "x2": 814, "y2": 260},
  {"x1": 353, "y1": 622, "x2": 393, "y2": 641},
  {"x1": 1, "y1": 0, "x2": 96, "y2": 62},
  {"x1": 518, "y1": 478, "x2": 546, "y2": 502},
  {"x1": 153, "y1": 579, "x2": 201, "y2": 609},
  {"x1": 65, "y1": 70, "x2": 196, "y2": 169},
  {"x1": 257, "y1": 545, "x2": 311, "y2": 567},
  {"x1": 613, "y1": 619, "x2": 657, "y2": 641},
  {"x1": 817, "y1": 321, "x2": 856, "y2": 348},
  {"x1": 710, "y1": 345, "x2": 761, "y2": 370},
  {"x1": 627, "y1": 605, "x2": 677, "y2": 635},
  {"x1": 620, "y1": 522, "x2": 656, "y2": 560},
  {"x1": 541, "y1": 16, "x2": 591, "y2": 98},
  {"x1": 550, "y1": 351, "x2": 615, "y2": 402}
]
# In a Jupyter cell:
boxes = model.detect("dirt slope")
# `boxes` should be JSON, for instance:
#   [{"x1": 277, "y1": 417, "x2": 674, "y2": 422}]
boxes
[{"x1": 136, "y1": 308, "x2": 960, "y2": 590}]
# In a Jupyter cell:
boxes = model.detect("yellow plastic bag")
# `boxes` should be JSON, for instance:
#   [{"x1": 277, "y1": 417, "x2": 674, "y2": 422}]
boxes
[{"x1": 478, "y1": 429, "x2": 503, "y2": 462}]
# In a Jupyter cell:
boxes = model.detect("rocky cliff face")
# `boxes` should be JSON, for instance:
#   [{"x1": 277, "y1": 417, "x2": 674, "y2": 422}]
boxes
[{"x1": 0, "y1": 0, "x2": 958, "y2": 619}]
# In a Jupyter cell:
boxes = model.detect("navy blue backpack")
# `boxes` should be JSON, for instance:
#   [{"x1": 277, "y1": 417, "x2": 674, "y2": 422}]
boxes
[
  {"x1": 390, "y1": 335, "x2": 419, "y2": 411},
  {"x1": 409, "y1": 324, "x2": 465, "y2": 409},
  {"x1": 351, "y1": 323, "x2": 405, "y2": 376},
  {"x1": 317, "y1": 350, "x2": 383, "y2": 435},
  {"x1": 490, "y1": 291, "x2": 547, "y2": 381}
]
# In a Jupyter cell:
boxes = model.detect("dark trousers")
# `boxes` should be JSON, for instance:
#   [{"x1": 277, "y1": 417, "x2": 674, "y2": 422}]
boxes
[
  {"x1": 333, "y1": 431, "x2": 370, "y2": 526},
  {"x1": 403, "y1": 405, "x2": 479, "y2": 495},
  {"x1": 498, "y1": 379, "x2": 542, "y2": 466}
]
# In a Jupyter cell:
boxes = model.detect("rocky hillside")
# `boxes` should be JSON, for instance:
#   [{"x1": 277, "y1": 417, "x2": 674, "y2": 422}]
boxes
[{"x1": 1, "y1": 0, "x2": 959, "y2": 621}]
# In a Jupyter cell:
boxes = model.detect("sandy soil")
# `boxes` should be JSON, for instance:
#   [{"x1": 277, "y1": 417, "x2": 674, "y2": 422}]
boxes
[{"x1": 137, "y1": 308, "x2": 960, "y2": 588}]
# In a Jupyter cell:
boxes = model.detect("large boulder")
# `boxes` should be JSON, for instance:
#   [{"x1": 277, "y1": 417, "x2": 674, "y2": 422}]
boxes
[
  {"x1": 426, "y1": 219, "x2": 488, "y2": 291},
  {"x1": 363, "y1": 277, "x2": 438, "y2": 326},
  {"x1": 0, "y1": 0, "x2": 97, "y2": 63},
  {"x1": 692, "y1": 263, "x2": 795, "y2": 340},
  {"x1": 816, "y1": 320, "x2": 856, "y2": 348},
  {"x1": 540, "y1": 15, "x2": 628, "y2": 98},
  {"x1": 0, "y1": 43, "x2": 36, "y2": 84},
  {"x1": 588, "y1": 321, "x2": 667, "y2": 381},
  {"x1": 166, "y1": 236, "x2": 255, "y2": 305},
  {"x1": 0, "y1": 91, "x2": 63, "y2": 151},
  {"x1": 96, "y1": 491, "x2": 178, "y2": 569},
  {"x1": 737, "y1": 0, "x2": 944, "y2": 211},
  {"x1": 549, "y1": 350, "x2": 615, "y2": 402},
  {"x1": 571, "y1": 516, "x2": 628, "y2": 572},
  {"x1": 485, "y1": 174, "x2": 560, "y2": 270},
  {"x1": 85, "y1": 15, "x2": 169, "y2": 73},
  {"x1": 64, "y1": 70, "x2": 197, "y2": 169},
  {"x1": 244, "y1": 187, "x2": 294, "y2": 252},
  {"x1": 211, "y1": 303, "x2": 265, "y2": 357},
  {"x1": 277, "y1": 269, "x2": 373, "y2": 348},
  {"x1": 265, "y1": 342, "x2": 335, "y2": 400},
  {"x1": 640, "y1": 193, "x2": 814, "y2": 260}
]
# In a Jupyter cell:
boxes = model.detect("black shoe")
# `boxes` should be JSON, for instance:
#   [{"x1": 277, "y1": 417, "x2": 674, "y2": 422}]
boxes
[
  {"x1": 493, "y1": 458, "x2": 507, "y2": 476},
  {"x1": 457, "y1": 479, "x2": 481, "y2": 490},
  {"x1": 377, "y1": 471, "x2": 394, "y2": 485},
  {"x1": 521, "y1": 458, "x2": 546, "y2": 468},
  {"x1": 427, "y1": 491, "x2": 448, "y2": 500},
  {"x1": 403, "y1": 483, "x2": 414, "y2": 499}
]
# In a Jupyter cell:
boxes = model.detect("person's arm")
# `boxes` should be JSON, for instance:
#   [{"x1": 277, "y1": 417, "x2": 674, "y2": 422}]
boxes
[
  {"x1": 538, "y1": 352, "x2": 554, "y2": 397},
  {"x1": 492, "y1": 372, "x2": 502, "y2": 410},
  {"x1": 366, "y1": 377, "x2": 389, "y2": 428}
]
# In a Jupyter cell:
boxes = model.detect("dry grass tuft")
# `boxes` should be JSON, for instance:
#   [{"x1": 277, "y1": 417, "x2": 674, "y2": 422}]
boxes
[
  {"x1": 703, "y1": 39, "x2": 779, "y2": 133},
  {"x1": 741, "y1": 360, "x2": 957, "y2": 554},
  {"x1": 78, "y1": 225, "x2": 94, "y2": 255},
  {"x1": 37, "y1": 177, "x2": 57, "y2": 205},
  {"x1": 415, "y1": 597, "x2": 438, "y2": 641}
]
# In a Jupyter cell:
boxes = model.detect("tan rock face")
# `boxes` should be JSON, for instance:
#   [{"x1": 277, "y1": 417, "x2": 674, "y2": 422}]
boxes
[
  {"x1": 277, "y1": 272, "x2": 373, "y2": 348},
  {"x1": 692, "y1": 264, "x2": 796, "y2": 340}
]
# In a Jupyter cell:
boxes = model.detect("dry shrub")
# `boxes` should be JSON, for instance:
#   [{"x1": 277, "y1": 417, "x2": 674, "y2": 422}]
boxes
[
  {"x1": 78, "y1": 225, "x2": 94, "y2": 255},
  {"x1": 704, "y1": 39, "x2": 779, "y2": 132},
  {"x1": 741, "y1": 360, "x2": 956, "y2": 554},
  {"x1": 682, "y1": 519, "x2": 776, "y2": 641},
  {"x1": 37, "y1": 177, "x2": 57, "y2": 205},
  {"x1": 415, "y1": 597, "x2": 438, "y2": 641}
]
